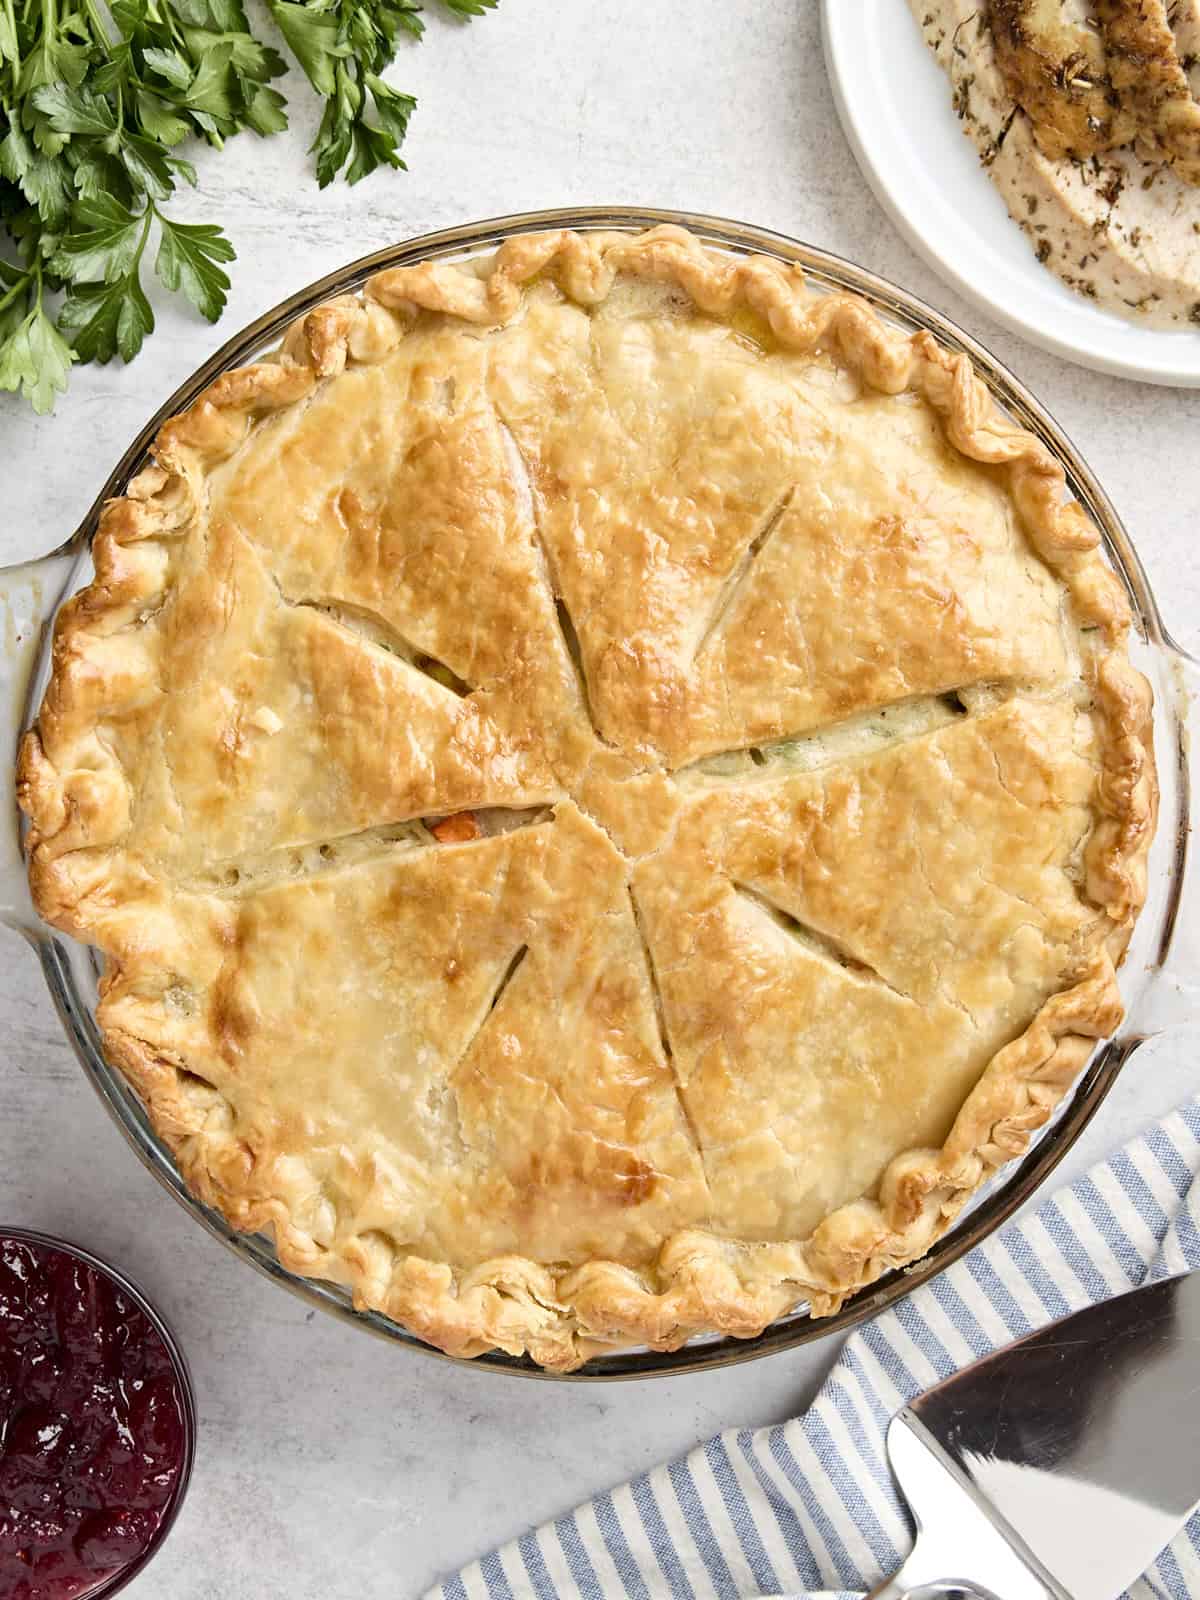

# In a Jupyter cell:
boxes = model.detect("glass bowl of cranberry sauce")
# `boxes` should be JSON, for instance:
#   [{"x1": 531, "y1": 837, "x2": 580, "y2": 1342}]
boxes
[{"x1": 0, "y1": 1229, "x2": 195, "y2": 1600}]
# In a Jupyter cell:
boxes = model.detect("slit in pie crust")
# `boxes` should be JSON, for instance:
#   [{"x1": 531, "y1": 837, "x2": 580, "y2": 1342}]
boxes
[{"x1": 18, "y1": 226, "x2": 1156, "y2": 1370}]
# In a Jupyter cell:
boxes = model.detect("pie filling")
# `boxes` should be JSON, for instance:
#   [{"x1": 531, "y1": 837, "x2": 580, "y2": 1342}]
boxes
[
  {"x1": 187, "y1": 807, "x2": 555, "y2": 894},
  {"x1": 291, "y1": 597, "x2": 476, "y2": 699},
  {"x1": 681, "y1": 690, "x2": 971, "y2": 781},
  {"x1": 18, "y1": 228, "x2": 1155, "y2": 1369}
]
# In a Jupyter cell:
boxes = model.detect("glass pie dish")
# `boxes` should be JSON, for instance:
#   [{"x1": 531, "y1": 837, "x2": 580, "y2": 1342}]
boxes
[{"x1": 1, "y1": 207, "x2": 1195, "y2": 1380}]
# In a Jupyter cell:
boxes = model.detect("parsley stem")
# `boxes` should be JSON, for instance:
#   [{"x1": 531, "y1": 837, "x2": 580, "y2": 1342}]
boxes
[
  {"x1": 133, "y1": 205, "x2": 154, "y2": 267},
  {"x1": 82, "y1": 0, "x2": 109, "y2": 47},
  {"x1": 164, "y1": 4, "x2": 187, "y2": 53},
  {"x1": 0, "y1": 267, "x2": 32, "y2": 318}
]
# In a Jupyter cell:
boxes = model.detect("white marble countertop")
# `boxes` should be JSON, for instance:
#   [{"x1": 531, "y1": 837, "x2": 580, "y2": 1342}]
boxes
[{"x1": 1, "y1": 3, "x2": 1197, "y2": 1596}]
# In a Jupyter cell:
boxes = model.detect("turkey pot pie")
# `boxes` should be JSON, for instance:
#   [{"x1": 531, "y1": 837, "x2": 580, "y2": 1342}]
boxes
[{"x1": 19, "y1": 227, "x2": 1156, "y2": 1370}]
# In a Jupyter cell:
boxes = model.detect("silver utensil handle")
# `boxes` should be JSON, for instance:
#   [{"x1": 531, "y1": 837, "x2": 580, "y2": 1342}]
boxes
[
  {"x1": 869, "y1": 1418, "x2": 1066, "y2": 1600},
  {"x1": 866, "y1": 1554, "x2": 1049, "y2": 1600},
  {"x1": 0, "y1": 540, "x2": 85, "y2": 932},
  {"x1": 867, "y1": 1578, "x2": 994, "y2": 1600}
]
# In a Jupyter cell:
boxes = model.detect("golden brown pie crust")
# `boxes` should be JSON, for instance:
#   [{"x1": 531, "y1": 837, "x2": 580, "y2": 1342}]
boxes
[{"x1": 18, "y1": 227, "x2": 1156, "y2": 1370}]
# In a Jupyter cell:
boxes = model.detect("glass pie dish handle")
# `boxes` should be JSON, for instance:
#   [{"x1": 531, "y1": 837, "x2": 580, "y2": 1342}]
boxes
[
  {"x1": 0, "y1": 534, "x2": 86, "y2": 935},
  {"x1": 1119, "y1": 634, "x2": 1200, "y2": 1050}
]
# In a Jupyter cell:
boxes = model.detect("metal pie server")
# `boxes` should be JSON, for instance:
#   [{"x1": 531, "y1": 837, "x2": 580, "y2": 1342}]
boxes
[{"x1": 870, "y1": 1270, "x2": 1200, "y2": 1600}]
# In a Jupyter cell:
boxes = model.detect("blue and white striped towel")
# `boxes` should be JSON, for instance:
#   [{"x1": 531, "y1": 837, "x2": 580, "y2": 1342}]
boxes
[{"x1": 431, "y1": 1098, "x2": 1200, "y2": 1600}]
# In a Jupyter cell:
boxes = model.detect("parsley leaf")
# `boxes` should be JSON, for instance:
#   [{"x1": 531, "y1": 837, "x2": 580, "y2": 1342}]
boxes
[
  {"x1": 49, "y1": 196, "x2": 144, "y2": 283},
  {"x1": 30, "y1": 82, "x2": 117, "y2": 137},
  {"x1": 59, "y1": 272, "x2": 155, "y2": 364},
  {"x1": 268, "y1": 4, "x2": 346, "y2": 97},
  {"x1": 0, "y1": 120, "x2": 71, "y2": 225},
  {"x1": 141, "y1": 47, "x2": 194, "y2": 91},
  {"x1": 120, "y1": 133, "x2": 176, "y2": 199},
  {"x1": 0, "y1": 288, "x2": 76, "y2": 413},
  {"x1": 155, "y1": 212, "x2": 234, "y2": 321},
  {"x1": 177, "y1": 40, "x2": 240, "y2": 124},
  {"x1": 241, "y1": 82, "x2": 289, "y2": 137},
  {"x1": 135, "y1": 89, "x2": 192, "y2": 148},
  {"x1": 366, "y1": 75, "x2": 416, "y2": 148}
]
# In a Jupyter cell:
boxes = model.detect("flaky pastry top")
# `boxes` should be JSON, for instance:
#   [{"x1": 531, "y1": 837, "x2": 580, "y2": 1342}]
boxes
[{"x1": 18, "y1": 227, "x2": 1156, "y2": 1368}]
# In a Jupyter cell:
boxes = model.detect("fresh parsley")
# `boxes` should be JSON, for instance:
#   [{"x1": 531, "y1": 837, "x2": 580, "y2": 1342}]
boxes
[{"x1": 0, "y1": 0, "x2": 499, "y2": 412}]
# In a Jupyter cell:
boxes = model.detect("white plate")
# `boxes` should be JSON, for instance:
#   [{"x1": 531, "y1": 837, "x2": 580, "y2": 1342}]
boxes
[{"x1": 821, "y1": 0, "x2": 1200, "y2": 387}]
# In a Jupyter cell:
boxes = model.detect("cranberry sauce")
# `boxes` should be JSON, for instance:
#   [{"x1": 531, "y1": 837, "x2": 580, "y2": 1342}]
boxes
[{"x1": 0, "y1": 1235, "x2": 190, "y2": 1600}]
